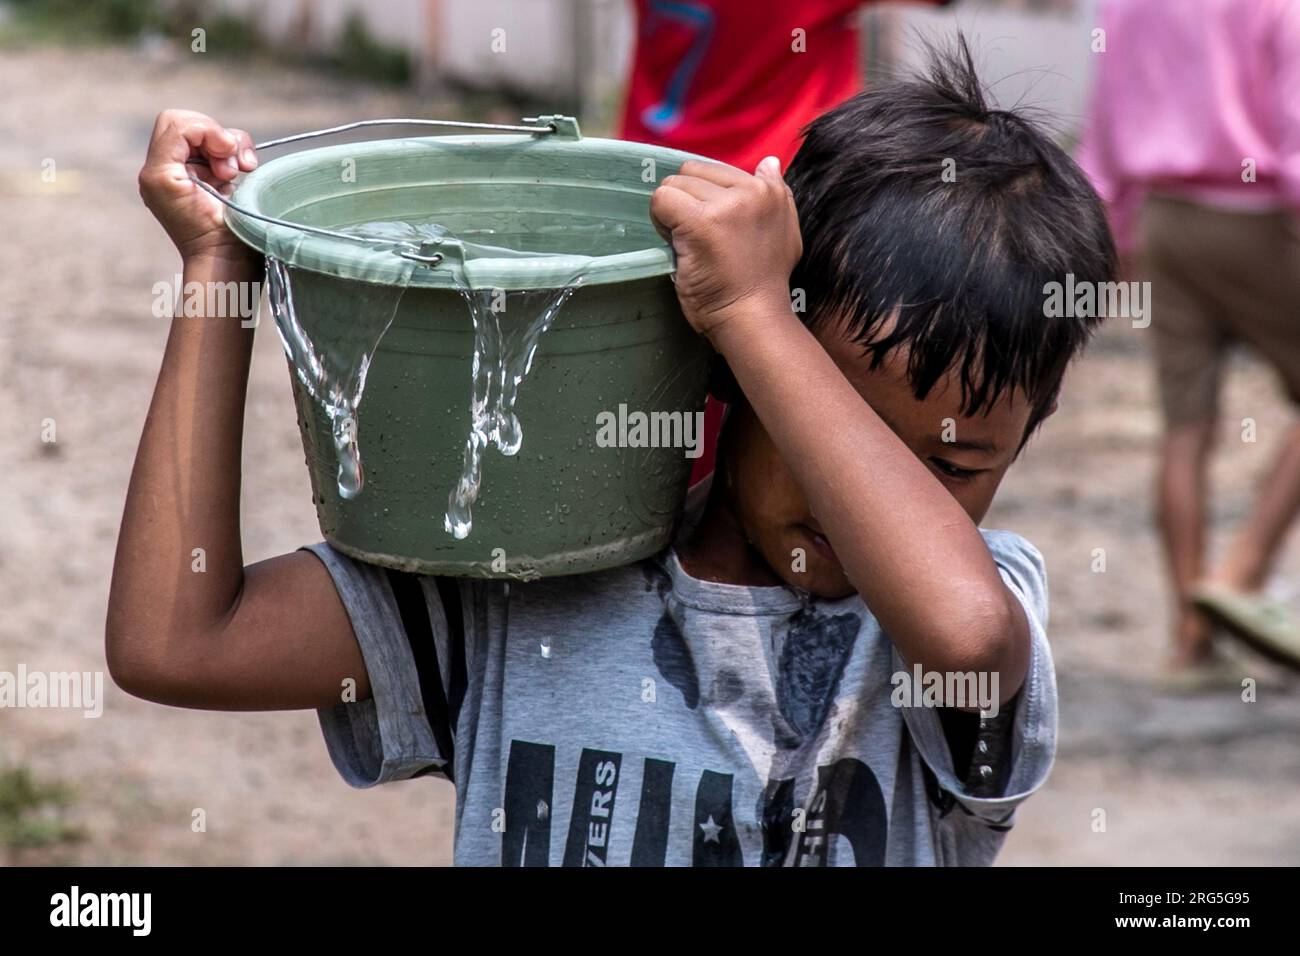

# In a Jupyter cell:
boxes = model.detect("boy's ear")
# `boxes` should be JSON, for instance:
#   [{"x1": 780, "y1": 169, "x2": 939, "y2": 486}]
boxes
[{"x1": 708, "y1": 354, "x2": 741, "y2": 403}]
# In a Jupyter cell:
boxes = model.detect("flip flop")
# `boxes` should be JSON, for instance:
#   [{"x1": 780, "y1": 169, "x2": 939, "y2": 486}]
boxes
[{"x1": 1191, "y1": 584, "x2": 1300, "y2": 673}]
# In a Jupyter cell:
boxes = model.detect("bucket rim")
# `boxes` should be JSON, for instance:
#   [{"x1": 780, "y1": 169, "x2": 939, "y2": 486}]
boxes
[{"x1": 225, "y1": 134, "x2": 711, "y2": 291}]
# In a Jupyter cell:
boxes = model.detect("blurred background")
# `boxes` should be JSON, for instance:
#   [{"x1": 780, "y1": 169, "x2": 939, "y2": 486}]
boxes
[{"x1": 1, "y1": 0, "x2": 1297, "y2": 865}]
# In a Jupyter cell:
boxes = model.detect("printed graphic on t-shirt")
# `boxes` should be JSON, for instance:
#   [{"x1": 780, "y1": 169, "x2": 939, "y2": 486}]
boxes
[{"x1": 501, "y1": 742, "x2": 888, "y2": 866}]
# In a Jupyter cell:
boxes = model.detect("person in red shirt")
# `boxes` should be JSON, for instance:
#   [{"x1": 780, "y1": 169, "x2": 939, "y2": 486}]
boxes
[
  {"x1": 622, "y1": 0, "x2": 953, "y2": 482},
  {"x1": 624, "y1": 0, "x2": 867, "y2": 174}
]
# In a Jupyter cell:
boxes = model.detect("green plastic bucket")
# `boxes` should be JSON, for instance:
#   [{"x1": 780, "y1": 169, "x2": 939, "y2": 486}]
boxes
[{"x1": 222, "y1": 117, "x2": 713, "y2": 579}]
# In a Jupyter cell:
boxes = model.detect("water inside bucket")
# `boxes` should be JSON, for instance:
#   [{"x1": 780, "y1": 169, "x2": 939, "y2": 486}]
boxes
[{"x1": 345, "y1": 210, "x2": 660, "y2": 258}]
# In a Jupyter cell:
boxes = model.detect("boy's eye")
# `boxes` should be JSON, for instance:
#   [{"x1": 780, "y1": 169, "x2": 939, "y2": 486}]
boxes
[{"x1": 929, "y1": 457, "x2": 982, "y2": 481}]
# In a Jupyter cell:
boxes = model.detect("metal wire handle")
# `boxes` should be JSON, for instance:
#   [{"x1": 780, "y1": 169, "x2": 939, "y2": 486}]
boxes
[{"x1": 188, "y1": 117, "x2": 563, "y2": 267}]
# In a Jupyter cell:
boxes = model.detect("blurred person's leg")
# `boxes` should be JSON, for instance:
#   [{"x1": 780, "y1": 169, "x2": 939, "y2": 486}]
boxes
[
  {"x1": 1142, "y1": 196, "x2": 1228, "y2": 668},
  {"x1": 1211, "y1": 424, "x2": 1300, "y2": 592},
  {"x1": 1158, "y1": 421, "x2": 1217, "y2": 666},
  {"x1": 1203, "y1": 211, "x2": 1300, "y2": 596}
]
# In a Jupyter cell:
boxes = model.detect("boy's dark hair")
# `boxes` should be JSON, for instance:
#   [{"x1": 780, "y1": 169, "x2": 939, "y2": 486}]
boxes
[{"x1": 786, "y1": 36, "x2": 1117, "y2": 445}]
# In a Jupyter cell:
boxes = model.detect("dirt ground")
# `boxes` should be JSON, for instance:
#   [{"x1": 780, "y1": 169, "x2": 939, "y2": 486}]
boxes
[{"x1": 1, "y1": 44, "x2": 1297, "y2": 866}]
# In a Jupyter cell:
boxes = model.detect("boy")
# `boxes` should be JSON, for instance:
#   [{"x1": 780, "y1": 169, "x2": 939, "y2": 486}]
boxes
[{"x1": 110, "y1": 43, "x2": 1115, "y2": 866}]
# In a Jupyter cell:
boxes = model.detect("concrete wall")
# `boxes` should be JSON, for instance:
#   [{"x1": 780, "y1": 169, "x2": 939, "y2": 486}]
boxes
[
  {"x1": 435, "y1": 0, "x2": 632, "y2": 102},
  {"x1": 870, "y1": 0, "x2": 1099, "y2": 139}
]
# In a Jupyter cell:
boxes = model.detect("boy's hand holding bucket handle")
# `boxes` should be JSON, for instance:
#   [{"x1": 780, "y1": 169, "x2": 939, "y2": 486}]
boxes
[
  {"x1": 650, "y1": 156, "x2": 803, "y2": 343},
  {"x1": 138, "y1": 109, "x2": 260, "y2": 264},
  {"x1": 108, "y1": 111, "x2": 369, "y2": 712}
]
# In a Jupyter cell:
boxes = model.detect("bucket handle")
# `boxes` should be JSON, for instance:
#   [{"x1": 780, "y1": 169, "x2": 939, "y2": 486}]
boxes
[{"x1": 187, "y1": 116, "x2": 579, "y2": 267}]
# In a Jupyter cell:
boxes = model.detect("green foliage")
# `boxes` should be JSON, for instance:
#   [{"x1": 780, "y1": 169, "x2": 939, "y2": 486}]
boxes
[
  {"x1": 334, "y1": 11, "x2": 411, "y2": 86},
  {"x1": 2, "y1": 0, "x2": 168, "y2": 43},
  {"x1": 0, "y1": 764, "x2": 84, "y2": 853},
  {"x1": 2, "y1": 0, "x2": 414, "y2": 86},
  {"x1": 196, "y1": 11, "x2": 264, "y2": 58}
]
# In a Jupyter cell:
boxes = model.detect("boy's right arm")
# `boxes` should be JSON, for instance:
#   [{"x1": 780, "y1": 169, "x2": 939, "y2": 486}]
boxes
[{"x1": 106, "y1": 110, "x2": 369, "y2": 712}]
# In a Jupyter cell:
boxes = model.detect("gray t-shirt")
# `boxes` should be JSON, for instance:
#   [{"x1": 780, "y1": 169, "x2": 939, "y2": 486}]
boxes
[{"x1": 306, "y1": 528, "x2": 1056, "y2": 866}]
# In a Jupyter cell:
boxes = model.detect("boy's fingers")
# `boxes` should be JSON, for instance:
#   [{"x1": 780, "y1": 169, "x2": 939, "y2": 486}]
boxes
[
  {"x1": 660, "y1": 174, "x2": 728, "y2": 203},
  {"x1": 193, "y1": 126, "x2": 243, "y2": 180},
  {"x1": 146, "y1": 111, "x2": 231, "y2": 163},
  {"x1": 677, "y1": 158, "x2": 750, "y2": 187},
  {"x1": 226, "y1": 128, "x2": 259, "y2": 171},
  {"x1": 181, "y1": 119, "x2": 238, "y2": 160},
  {"x1": 191, "y1": 163, "x2": 240, "y2": 196},
  {"x1": 146, "y1": 111, "x2": 240, "y2": 180},
  {"x1": 649, "y1": 184, "x2": 703, "y2": 236}
]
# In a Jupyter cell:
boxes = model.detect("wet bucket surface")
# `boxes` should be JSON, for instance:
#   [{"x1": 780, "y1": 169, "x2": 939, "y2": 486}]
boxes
[{"x1": 225, "y1": 123, "x2": 713, "y2": 578}]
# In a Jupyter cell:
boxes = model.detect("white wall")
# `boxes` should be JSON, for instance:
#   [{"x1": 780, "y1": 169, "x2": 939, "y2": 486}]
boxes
[
  {"x1": 434, "y1": 0, "x2": 632, "y2": 102},
  {"x1": 871, "y1": 0, "x2": 1099, "y2": 139}
]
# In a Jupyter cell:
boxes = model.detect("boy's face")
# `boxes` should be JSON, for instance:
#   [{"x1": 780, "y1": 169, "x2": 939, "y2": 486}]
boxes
[{"x1": 721, "y1": 320, "x2": 1037, "y2": 599}]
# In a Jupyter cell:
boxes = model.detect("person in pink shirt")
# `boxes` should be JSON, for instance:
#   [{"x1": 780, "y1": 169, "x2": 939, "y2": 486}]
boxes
[{"x1": 1078, "y1": 0, "x2": 1300, "y2": 683}]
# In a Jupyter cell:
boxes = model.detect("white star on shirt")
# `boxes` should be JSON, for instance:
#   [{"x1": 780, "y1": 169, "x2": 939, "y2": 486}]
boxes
[{"x1": 699, "y1": 815, "x2": 723, "y2": 843}]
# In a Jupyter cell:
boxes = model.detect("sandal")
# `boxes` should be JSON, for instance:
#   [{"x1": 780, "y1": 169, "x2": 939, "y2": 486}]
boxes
[{"x1": 1191, "y1": 583, "x2": 1300, "y2": 673}]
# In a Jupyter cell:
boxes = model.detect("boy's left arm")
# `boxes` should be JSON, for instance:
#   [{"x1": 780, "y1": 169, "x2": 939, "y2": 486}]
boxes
[{"x1": 651, "y1": 159, "x2": 1030, "y2": 702}]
